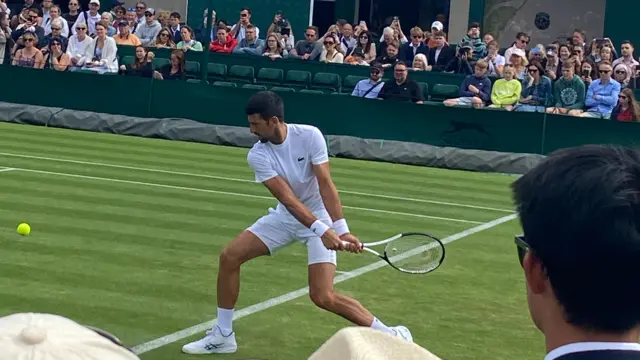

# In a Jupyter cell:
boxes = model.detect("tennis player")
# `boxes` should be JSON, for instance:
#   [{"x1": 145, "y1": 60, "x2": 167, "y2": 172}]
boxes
[{"x1": 182, "y1": 91, "x2": 412, "y2": 355}]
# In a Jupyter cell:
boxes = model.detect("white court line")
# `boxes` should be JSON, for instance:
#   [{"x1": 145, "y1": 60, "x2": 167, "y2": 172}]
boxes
[
  {"x1": 0, "y1": 152, "x2": 514, "y2": 213},
  {"x1": 0, "y1": 168, "x2": 16, "y2": 173},
  {"x1": 130, "y1": 213, "x2": 518, "y2": 355},
  {"x1": 8, "y1": 168, "x2": 484, "y2": 225}
]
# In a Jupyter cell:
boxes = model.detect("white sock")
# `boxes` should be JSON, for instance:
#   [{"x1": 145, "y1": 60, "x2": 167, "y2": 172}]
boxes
[
  {"x1": 370, "y1": 317, "x2": 394, "y2": 335},
  {"x1": 216, "y1": 307, "x2": 234, "y2": 335}
]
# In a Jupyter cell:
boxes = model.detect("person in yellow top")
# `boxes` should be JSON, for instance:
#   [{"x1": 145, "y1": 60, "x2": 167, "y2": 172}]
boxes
[
  {"x1": 113, "y1": 20, "x2": 141, "y2": 46},
  {"x1": 489, "y1": 64, "x2": 522, "y2": 110}
]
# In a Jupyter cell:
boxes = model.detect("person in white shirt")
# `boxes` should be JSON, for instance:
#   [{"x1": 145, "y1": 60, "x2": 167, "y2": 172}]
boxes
[
  {"x1": 513, "y1": 145, "x2": 640, "y2": 360},
  {"x1": 182, "y1": 91, "x2": 413, "y2": 355},
  {"x1": 43, "y1": 5, "x2": 68, "y2": 37},
  {"x1": 230, "y1": 7, "x2": 259, "y2": 43},
  {"x1": 67, "y1": 21, "x2": 94, "y2": 69},
  {"x1": 72, "y1": 0, "x2": 101, "y2": 37}
]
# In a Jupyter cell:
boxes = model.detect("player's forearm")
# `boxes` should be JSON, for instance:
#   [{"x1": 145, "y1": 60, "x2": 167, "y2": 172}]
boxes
[
  {"x1": 280, "y1": 196, "x2": 320, "y2": 228},
  {"x1": 319, "y1": 180, "x2": 344, "y2": 222}
]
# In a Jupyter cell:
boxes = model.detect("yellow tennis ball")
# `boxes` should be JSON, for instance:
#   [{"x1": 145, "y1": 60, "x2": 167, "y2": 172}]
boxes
[{"x1": 17, "y1": 223, "x2": 31, "y2": 236}]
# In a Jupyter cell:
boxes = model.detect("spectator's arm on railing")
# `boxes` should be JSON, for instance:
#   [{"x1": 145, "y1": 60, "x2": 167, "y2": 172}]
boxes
[{"x1": 477, "y1": 79, "x2": 492, "y2": 102}]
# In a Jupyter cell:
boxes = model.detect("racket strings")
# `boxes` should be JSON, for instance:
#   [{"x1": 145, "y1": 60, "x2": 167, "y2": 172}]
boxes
[{"x1": 384, "y1": 235, "x2": 444, "y2": 273}]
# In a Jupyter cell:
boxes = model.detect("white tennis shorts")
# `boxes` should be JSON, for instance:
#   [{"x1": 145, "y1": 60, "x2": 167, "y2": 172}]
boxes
[{"x1": 247, "y1": 209, "x2": 337, "y2": 266}]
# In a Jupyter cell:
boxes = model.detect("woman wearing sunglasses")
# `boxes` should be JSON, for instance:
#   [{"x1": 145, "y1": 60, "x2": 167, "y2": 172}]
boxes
[
  {"x1": 77, "y1": 22, "x2": 118, "y2": 73},
  {"x1": 611, "y1": 88, "x2": 640, "y2": 122},
  {"x1": 42, "y1": 37, "x2": 69, "y2": 70},
  {"x1": 12, "y1": 31, "x2": 43, "y2": 68},
  {"x1": 153, "y1": 27, "x2": 175, "y2": 48}
]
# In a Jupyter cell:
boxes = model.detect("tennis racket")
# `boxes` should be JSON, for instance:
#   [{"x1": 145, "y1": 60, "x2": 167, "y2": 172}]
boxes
[{"x1": 342, "y1": 232, "x2": 445, "y2": 274}]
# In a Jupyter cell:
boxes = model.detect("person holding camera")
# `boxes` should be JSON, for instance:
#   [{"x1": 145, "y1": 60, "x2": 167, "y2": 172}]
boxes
[
  {"x1": 267, "y1": 11, "x2": 295, "y2": 52},
  {"x1": 230, "y1": 7, "x2": 258, "y2": 43},
  {"x1": 444, "y1": 42, "x2": 473, "y2": 75},
  {"x1": 457, "y1": 22, "x2": 484, "y2": 62}
]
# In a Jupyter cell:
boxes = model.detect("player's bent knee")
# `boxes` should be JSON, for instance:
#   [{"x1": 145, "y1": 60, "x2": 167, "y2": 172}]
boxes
[{"x1": 309, "y1": 290, "x2": 335, "y2": 311}]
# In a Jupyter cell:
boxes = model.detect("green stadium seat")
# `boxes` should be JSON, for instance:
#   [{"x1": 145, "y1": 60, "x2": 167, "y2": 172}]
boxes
[
  {"x1": 332, "y1": 92, "x2": 351, "y2": 96},
  {"x1": 213, "y1": 81, "x2": 237, "y2": 88},
  {"x1": 122, "y1": 56, "x2": 135, "y2": 65},
  {"x1": 228, "y1": 65, "x2": 255, "y2": 84},
  {"x1": 342, "y1": 75, "x2": 367, "y2": 93},
  {"x1": 430, "y1": 84, "x2": 459, "y2": 101},
  {"x1": 207, "y1": 63, "x2": 227, "y2": 81},
  {"x1": 256, "y1": 68, "x2": 284, "y2": 86},
  {"x1": 187, "y1": 79, "x2": 206, "y2": 84},
  {"x1": 311, "y1": 72, "x2": 341, "y2": 93},
  {"x1": 184, "y1": 61, "x2": 200, "y2": 79},
  {"x1": 417, "y1": 82, "x2": 429, "y2": 100},
  {"x1": 242, "y1": 84, "x2": 268, "y2": 91},
  {"x1": 152, "y1": 58, "x2": 170, "y2": 69},
  {"x1": 300, "y1": 89, "x2": 325, "y2": 95},
  {"x1": 284, "y1": 70, "x2": 311, "y2": 89},
  {"x1": 270, "y1": 86, "x2": 296, "y2": 93}
]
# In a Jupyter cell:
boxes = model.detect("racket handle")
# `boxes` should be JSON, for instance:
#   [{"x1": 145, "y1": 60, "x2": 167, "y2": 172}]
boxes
[{"x1": 341, "y1": 241, "x2": 363, "y2": 249}]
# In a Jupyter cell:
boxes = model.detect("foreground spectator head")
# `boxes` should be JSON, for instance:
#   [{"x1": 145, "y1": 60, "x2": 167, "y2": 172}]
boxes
[
  {"x1": 357, "y1": 30, "x2": 371, "y2": 48},
  {"x1": 88, "y1": 0, "x2": 100, "y2": 15},
  {"x1": 618, "y1": 88, "x2": 640, "y2": 115},
  {"x1": 382, "y1": 26, "x2": 395, "y2": 43},
  {"x1": 614, "y1": 63, "x2": 631, "y2": 86},
  {"x1": 386, "y1": 40, "x2": 399, "y2": 58},
  {"x1": 49, "y1": 18, "x2": 63, "y2": 38},
  {"x1": 239, "y1": 7, "x2": 251, "y2": 26},
  {"x1": 572, "y1": 28, "x2": 586, "y2": 46},
  {"x1": 475, "y1": 58, "x2": 488, "y2": 76},
  {"x1": 170, "y1": 12, "x2": 180, "y2": 27},
  {"x1": 180, "y1": 24, "x2": 194, "y2": 42},
  {"x1": 621, "y1": 41, "x2": 635, "y2": 59},
  {"x1": 155, "y1": 27, "x2": 174, "y2": 48},
  {"x1": 515, "y1": 32, "x2": 530, "y2": 49},
  {"x1": 600, "y1": 46, "x2": 612, "y2": 63},
  {"x1": 144, "y1": 8, "x2": 155, "y2": 24},
  {"x1": 245, "y1": 24, "x2": 256, "y2": 42},
  {"x1": 512, "y1": 145, "x2": 640, "y2": 355},
  {"x1": 394, "y1": 61, "x2": 408, "y2": 83},
  {"x1": 0, "y1": 312, "x2": 140, "y2": 359},
  {"x1": 483, "y1": 33, "x2": 494, "y2": 45},
  {"x1": 510, "y1": 48, "x2": 527, "y2": 67},
  {"x1": 409, "y1": 26, "x2": 424, "y2": 46},
  {"x1": 342, "y1": 23, "x2": 353, "y2": 38},
  {"x1": 216, "y1": 26, "x2": 228, "y2": 43},
  {"x1": 432, "y1": 30, "x2": 445, "y2": 48},
  {"x1": 305, "y1": 26, "x2": 317, "y2": 42},
  {"x1": 598, "y1": 61, "x2": 613, "y2": 82},
  {"x1": 118, "y1": 20, "x2": 130, "y2": 34},
  {"x1": 135, "y1": 2, "x2": 146, "y2": 18},
  {"x1": 529, "y1": 46, "x2": 544, "y2": 63},
  {"x1": 561, "y1": 61, "x2": 575, "y2": 80},
  {"x1": 412, "y1": 53, "x2": 428, "y2": 70},
  {"x1": 502, "y1": 64, "x2": 515, "y2": 80},
  {"x1": 370, "y1": 63, "x2": 383, "y2": 80},
  {"x1": 558, "y1": 43, "x2": 571, "y2": 62},
  {"x1": 126, "y1": 8, "x2": 136, "y2": 23},
  {"x1": 114, "y1": 6, "x2": 126, "y2": 20},
  {"x1": 431, "y1": 21, "x2": 443, "y2": 33},
  {"x1": 581, "y1": 60, "x2": 596, "y2": 80}
]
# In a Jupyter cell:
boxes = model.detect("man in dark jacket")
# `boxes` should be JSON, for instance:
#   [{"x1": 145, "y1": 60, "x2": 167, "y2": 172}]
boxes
[
  {"x1": 513, "y1": 145, "x2": 640, "y2": 360},
  {"x1": 398, "y1": 26, "x2": 429, "y2": 64},
  {"x1": 428, "y1": 30, "x2": 455, "y2": 72}
]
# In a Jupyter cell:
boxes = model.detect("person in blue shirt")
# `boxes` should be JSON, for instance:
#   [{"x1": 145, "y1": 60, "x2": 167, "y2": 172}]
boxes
[
  {"x1": 575, "y1": 61, "x2": 621, "y2": 119},
  {"x1": 513, "y1": 61, "x2": 553, "y2": 112}
]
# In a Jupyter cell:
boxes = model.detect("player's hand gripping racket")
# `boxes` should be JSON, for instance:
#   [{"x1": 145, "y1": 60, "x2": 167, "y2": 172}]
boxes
[{"x1": 342, "y1": 233, "x2": 445, "y2": 274}]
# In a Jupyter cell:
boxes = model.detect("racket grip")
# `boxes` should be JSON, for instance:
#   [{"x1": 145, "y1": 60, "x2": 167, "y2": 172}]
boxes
[{"x1": 341, "y1": 241, "x2": 363, "y2": 249}]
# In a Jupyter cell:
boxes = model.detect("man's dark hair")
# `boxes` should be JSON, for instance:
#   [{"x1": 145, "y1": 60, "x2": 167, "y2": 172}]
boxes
[
  {"x1": 516, "y1": 32, "x2": 529, "y2": 40},
  {"x1": 512, "y1": 145, "x2": 640, "y2": 333},
  {"x1": 245, "y1": 91, "x2": 284, "y2": 122},
  {"x1": 240, "y1": 7, "x2": 251, "y2": 15},
  {"x1": 621, "y1": 40, "x2": 634, "y2": 48},
  {"x1": 468, "y1": 22, "x2": 480, "y2": 29},
  {"x1": 170, "y1": 12, "x2": 180, "y2": 19}
]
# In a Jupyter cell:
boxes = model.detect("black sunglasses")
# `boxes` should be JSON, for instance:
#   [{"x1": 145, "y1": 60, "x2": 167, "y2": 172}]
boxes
[{"x1": 514, "y1": 235, "x2": 530, "y2": 266}]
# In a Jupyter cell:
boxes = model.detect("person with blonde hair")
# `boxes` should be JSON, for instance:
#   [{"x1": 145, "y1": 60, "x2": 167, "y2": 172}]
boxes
[
  {"x1": 411, "y1": 53, "x2": 430, "y2": 71},
  {"x1": 398, "y1": 26, "x2": 427, "y2": 64},
  {"x1": 489, "y1": 64, "x2": 522, "y2": 110}
]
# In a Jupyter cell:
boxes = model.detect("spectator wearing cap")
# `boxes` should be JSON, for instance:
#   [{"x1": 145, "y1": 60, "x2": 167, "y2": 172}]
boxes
[
  {"x1": 134, "y1": 7, "x2": 160, "y2": 47},
  {"x1": 66, "y1": 21, "x2": 93, "y2": 68},
  {"x1": 483, "y1": 40, "x2": 505, "y2": 77},
  {"x1": 124, "y1": 7, "x2": 138, "y2": 33},
  {"x1": 230, "y1": 7, "x2": 259, "y2": 43},
  {"x1": 612, "y1": 41, "x2": 639, "y2": 75},
  {"x1": 113, "y1": 20, "x2": 141, "y2": 46},
  {"x1": 513, "y1": 61, "x2": 552, "y2": 112},
  {"x1": 429, "y1": 30, "x2": 454, "y2": 72},
  {"x1": 43, "y1": 5, "x2": 68, "y2": 37},
  {"x1": 72, "y1": 0, "x2": 101, "y2": 37},
  {"x1": 0, "y1": 312, "x2": 140, "y2": 360},
  {"x1": 12, "y1": 31, "x2": 44, "y2": 68},
  {"x1": 378, "y1": 61, "x2": 423, "y2": 103},
  {"x1": 76, "y1": 22, "x2": 118, "y2": 73},
  {"x1": 290, "y1": 26, "x2": 318, "y2": 60},
  {"x1": 398, "y1": 26, "x2": 428, "y2": 65},
  {"x1": 546, "y1": 61, "x2": 586, "y2": 115},
  {"x1": 374, "y1": 39, "x2": 399, "y2": 69},
  {"x1": 352, "y1": 63, "x2": 385, "y2": 98},
  {"x1": 426, "y1": 20, "x2": 445, "y2": 48},
  {"x1": 411, "y1": 53, "x2": 430, "y2": 71},
  {"x1": 42, "y1": 36, "x2": 70, "y2": 70},
  {"x1": 444, "y1": 42, "x2": 473, "y2": 75},
  {"x1": 168, "y1": 12, "x2": 182, "y2": 43},
  {"x1": 544, "y1": 47, "x2": 559, "y2": 80},
  {"x1": 100, "y1": 12, "x2": 116, "y2": 36},
  {"x1": 177, "y1": 25, "x2": 202, "y2": 51},
  {"x1": 575, "y1": 61, "x2": 621, "y2": 119},
  {"x1": 509, "y1": 48, "x2": 528, "y2": 79},
  {"x1": 38, "y1": 17, "x2": 68, "y2": 52},
  {"x1": 457, "y1": 22, "x2": 484, "y2": 61},
  {"x1": 12, "y1": 7, "x2": 44, "y2": 42},
  {"x1": 210, "y1": 26, "x2": 237, "y2": 53},
  {"x1": 344, "y1": 47, "x2": 369, "y2": 66},
  {"x1": 444, "y1": 59, "x2": 491, "y2": 108},
  {"x1": 232, "y1": 23, "x2": 263, "y2": 55},
  {"x1": 504, "y1": 32, "x2": 530, "y2": 64},
  {"x1": 62, "y1": 0, "x2": 80, "y2": 35}
]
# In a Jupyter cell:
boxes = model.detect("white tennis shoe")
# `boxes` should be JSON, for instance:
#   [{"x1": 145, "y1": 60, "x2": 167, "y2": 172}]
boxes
[
  {"x1": 390, "y1": 325, "x2": 413, "y2": 342},
  {"x1": 181, "y1": 326, "x2": 238, "y2": 354}
]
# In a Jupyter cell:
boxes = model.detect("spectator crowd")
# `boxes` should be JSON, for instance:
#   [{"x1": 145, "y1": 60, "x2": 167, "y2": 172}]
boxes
[{"x1": 0, "y1": 0, "x2": 639, "y2": 121}]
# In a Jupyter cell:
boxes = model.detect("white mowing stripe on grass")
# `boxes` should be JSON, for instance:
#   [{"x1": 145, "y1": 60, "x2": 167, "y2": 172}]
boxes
[
  {"x1": 10, "y1": 167, "x2": 483, "y2": 224},
  {"x1": 0, "y1": 152, "x2": 514, "y2": 213},
  {"x1": 130, "y1": 213, "x2": 518, "y2": 355},
  {"x1": 0, "y1": 168, "x2": 16, "y2": 173}
]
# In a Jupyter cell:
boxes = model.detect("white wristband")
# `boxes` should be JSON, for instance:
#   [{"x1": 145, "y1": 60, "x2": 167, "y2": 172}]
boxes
[
  {"x1": 333, "y1": 218, "x2": 350, "y2": 236},
  {"x1": 310, "y1": 220, "x2": 330, "y2": 237}
]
